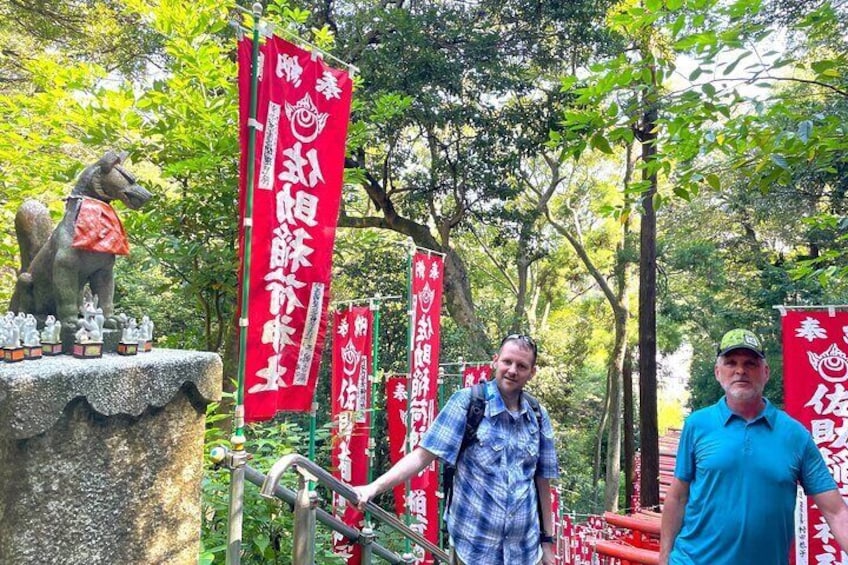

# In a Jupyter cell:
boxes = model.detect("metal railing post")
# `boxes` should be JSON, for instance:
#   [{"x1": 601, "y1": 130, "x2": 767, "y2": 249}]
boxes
[
  {"x1": 360, "y1": 526, "x2": 375, "y2": 564},
  {"x1": 226, "y1": 435, "x2": 247, "y2": 565},
  {"x1": 292, "y1": 475, "x2": 318, "y2": 565}
]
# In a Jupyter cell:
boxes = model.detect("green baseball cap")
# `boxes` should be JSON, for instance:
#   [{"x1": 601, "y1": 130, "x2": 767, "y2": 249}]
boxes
[{"x1": 717, "y1": 328, "x2": 765, "y2": 358}]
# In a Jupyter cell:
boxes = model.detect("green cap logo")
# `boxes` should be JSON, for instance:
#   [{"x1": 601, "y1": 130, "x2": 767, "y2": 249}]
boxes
[{"x1": 717, "y1": 328, "x2": 764, "y2": 358}]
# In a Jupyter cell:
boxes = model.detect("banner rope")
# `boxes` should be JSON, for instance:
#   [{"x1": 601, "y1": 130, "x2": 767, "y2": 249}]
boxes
[{"x1": 232, "y1": 4, "x2": 358, "y2": 75}]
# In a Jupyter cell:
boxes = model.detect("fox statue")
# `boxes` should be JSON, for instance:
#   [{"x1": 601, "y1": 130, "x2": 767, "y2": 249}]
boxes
[{"x1": 10, "y1": 151, "x2": 152, "y2": 328}]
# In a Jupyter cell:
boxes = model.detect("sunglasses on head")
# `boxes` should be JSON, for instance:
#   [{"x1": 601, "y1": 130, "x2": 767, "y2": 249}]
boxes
[{"x1": 500, "y1": 333, "x2": 537, "y2": 355}]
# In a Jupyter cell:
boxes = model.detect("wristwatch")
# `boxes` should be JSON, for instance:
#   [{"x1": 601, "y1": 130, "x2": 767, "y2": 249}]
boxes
[{"x1": 540, "y1": 533, "x2": 555, "y2": 544}]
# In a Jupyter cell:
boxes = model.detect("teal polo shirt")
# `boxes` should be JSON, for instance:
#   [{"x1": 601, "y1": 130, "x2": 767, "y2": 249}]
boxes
[{"x1": 670, "y1": 397, "x2": 837, "y2": 565}]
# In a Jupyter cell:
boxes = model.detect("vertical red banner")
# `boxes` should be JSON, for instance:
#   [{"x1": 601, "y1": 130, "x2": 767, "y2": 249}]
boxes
[
  {"x1": 237, "y1": 36, "x2": 353, "y2": 420},
  {"x1": 461, "y1": 363, "x2": 491, "y2": 388},
  {"x1": 386, "y1": 374, "x2": 410, "y2": 517},
  {"x1": 331, "y1": 307, "x2": 373, "y2": 564},
  {"x1": 407, "y1": 250, "x2": 444, "y2": 563},
  {"x1": 551, "y1": 486, "x2": 562, "y2": 564},
  {"x1": 562, "y1": 514, "x2": 573, "y2": 565},
  {"x1": 782, "y1": 310, "x2": 848, "y2": 565}
]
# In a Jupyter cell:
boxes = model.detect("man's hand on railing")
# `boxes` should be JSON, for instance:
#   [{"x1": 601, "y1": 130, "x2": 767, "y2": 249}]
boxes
[{"x1": 353, "y1": 483, "x2": 379, "y2": 512}]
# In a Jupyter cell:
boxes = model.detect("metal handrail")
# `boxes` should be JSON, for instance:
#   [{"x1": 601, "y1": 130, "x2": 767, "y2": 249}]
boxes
[
  {"x1": 261, "y1": 453, "x2": 449, "y2": 562},
  {"x1": 242, "y1": 465, "x2": 405, "y2": 564}
]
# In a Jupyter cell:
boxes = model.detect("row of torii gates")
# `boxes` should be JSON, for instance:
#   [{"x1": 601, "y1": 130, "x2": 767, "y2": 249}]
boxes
[{"x1": 587, "y1": 430, "x2": 680, "y2": 564}]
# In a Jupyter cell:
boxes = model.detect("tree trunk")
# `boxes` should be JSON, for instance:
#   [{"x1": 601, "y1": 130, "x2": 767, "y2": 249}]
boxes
[
  {"x1": 638, "y1": 61, "x2": 660, "y2": 509},
  {"x1": 443, "y1": 247, "x2": 490, "y2": 357},
  {"x1": 603, "y1": 342, "x2": 623, "y2": 511},
  {"x1": 604, "y1": 226, "x2": 632, "y2": 511},
  {"x1": 338, "y1": 158, "x2": 490, "y2": 357},
  {"x1": 623, "y1": 347, "x2": 635, "y2": 509}
]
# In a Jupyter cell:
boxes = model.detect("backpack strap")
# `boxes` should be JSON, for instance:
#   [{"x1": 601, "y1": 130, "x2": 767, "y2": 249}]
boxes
[
  {"x1": 442, "y1": 382, "x2": 487, "y2": 531},
  {"x1": 460, "y1": 382, "x2": 487, "y2": 452},
  {"x1": 523, "y1": 390, "x2": 547, "y2": 535},
  {"x1": 523, "y1": 391, "x2": 543, "y2": 431}
]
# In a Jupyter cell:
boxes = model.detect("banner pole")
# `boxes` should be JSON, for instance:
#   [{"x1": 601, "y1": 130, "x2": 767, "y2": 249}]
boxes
[
  {"x1": 366, "y1": 296, "x2": 382, "y2": 525},
  {"x1": 437, "y1": 365, "x2": 446, "y2": 548},
  {"x1": 228, "y1": 5, "x2": 263, "y2": 565},
  {"x1": 307, "y1": 401, "x2": 318, "y2": 491},
  {"x1": 404, "y1": 238, "x2": 416, "y2": 554},
  {"x1": 234, "y1": 1, "x2": 263, "y2": 438}
]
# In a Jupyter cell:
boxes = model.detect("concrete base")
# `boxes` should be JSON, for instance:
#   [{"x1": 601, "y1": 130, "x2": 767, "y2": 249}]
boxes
[{"x1": 0, "y1": 349, "x2": 222, "y2": 565}]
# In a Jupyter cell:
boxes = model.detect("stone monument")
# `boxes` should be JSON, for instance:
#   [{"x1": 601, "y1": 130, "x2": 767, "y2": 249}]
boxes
[{"x1": 0, "y1": 349, "x2": 222, "y2": 564}]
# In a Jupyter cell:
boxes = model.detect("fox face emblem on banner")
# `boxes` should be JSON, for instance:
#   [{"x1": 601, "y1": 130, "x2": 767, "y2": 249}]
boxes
[{"x1": 807, "y1": 343, "x2": 848, "y2": 383}]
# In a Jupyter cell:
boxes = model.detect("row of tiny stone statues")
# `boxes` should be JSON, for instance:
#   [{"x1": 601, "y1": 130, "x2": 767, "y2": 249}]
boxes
[
  {"x1": 0, "y1": 312, "x2": 44, "y2": 348},
  {"x1": 119, "y1": 314, "x2": 154, "y2": 345},
  {"x1": 1, "y1": 310, "x2": 153, "y2": 350}
]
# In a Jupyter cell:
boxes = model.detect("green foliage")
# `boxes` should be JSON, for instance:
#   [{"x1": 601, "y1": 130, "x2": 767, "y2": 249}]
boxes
[{"x1": 202, "y1": 399, "x2": 344, "y2": 564}]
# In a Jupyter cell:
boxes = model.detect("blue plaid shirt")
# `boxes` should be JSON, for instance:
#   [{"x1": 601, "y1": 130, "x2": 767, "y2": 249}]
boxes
[{"x1": 420, "y1": 380, "x2": 559, "y2": 565}]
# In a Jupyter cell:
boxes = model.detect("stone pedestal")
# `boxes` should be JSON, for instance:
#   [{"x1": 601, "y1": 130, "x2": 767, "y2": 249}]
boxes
[
  {"x1": 61, "y1": 326, "x2": 121, "y2": 354},
  {"x1": 0, "y1": 349, "x2": 222, "y2": 565}
]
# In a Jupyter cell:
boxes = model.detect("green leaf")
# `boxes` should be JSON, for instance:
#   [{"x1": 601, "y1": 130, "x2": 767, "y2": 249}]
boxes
[
  {"x1": 590, "y1": 133, "x2": 614, "y2": 154},
  {"x1": 797, "y1": 120, "x2": 813, "y2": 143},
  {"x1": 560, "y1": 76, "x2": 578, "y2": 92},
  {"x1": 671, "y1": 14, "x2": 686, "y2": 37},
  {"x1": 722, "y1": 51, "x2": 751, "y2": 75},
  {"x1": 770, "y1": 154, "x2": 789, "y2": 169},
  {"x1": 705, "y1": 173, "x2": 721, "y2": 190},
  {"x1": 702, "y1": 83, "x2": 717, "y2": 97},
  {"x1": 810, "y1": 59, "x2": 837, "y2": 74}
]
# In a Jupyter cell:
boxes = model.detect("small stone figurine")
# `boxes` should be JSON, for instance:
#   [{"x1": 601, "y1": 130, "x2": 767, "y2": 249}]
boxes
[
  {"x1": 73, "y1": 297, "x2": 103, "y2": 359},
  {"x1": 21, "y1": 314, "x2": 41, "y2": 360},
  {"x1": 117, "y1": 315, "x2": 138, "y2": 356},
  {"x1": 138, "y1": 315, "x2": 154, "y2": 352},
  {"x1": 2, "y1": 311, "x2": 24, "y2": 362},
  {"x1": 40, "y1": 315, "x2": 63, "y2": 355}
]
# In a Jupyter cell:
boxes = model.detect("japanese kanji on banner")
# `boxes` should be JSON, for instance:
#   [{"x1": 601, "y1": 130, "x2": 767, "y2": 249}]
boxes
[
  {"x1": 782, "y1": 309, "x2": 848, "y2": 565},
  {"x1": 237, "y1": 35, "x2": 353, "y2": 419},
  {"x1": 406, "y1": 250, "x2": 444, "y2": 564},
  {"x1": 462, "y1": 363, "x2": 491, "y2": 388},
  {"x1": 331, "y1": 306, "x2": 373, "y2": 564},
  {"x1": 386, "y1": 374, "x2": 410, "y2": 517}
]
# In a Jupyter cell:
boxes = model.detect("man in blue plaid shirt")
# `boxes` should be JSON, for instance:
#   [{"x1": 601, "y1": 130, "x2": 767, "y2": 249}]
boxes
[{"x1": 355, "y1": 334, "x2": 559, "y2": 564}]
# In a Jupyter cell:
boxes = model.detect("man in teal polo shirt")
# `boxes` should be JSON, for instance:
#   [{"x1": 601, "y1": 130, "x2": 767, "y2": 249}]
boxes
[{"x1": 660, "y1": 329, "x2": 848, "y2": 565}]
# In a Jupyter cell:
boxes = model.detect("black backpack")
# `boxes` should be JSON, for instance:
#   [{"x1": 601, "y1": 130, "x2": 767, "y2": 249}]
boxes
[{"x1": 441, "y1": 382, "x2": 543, "y2": 530}]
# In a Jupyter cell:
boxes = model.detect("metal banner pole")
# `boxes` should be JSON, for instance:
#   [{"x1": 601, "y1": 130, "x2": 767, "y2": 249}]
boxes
[
  {"x1": 227, "y1": 3, "x2": 263, "y2": 564},
  {"x1": 403, "y1": 239, "x2": 415, "y2": 554}
]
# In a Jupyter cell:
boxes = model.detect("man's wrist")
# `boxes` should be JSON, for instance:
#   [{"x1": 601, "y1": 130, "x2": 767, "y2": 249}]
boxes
[{"x1": 540, "y1": 533, "x2": 555, "y2": 544}]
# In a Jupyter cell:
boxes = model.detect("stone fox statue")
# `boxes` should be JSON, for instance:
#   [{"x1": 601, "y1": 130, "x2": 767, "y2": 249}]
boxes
[{"x1": 10, "y1": 151, "x2": 152, "y2": 327}]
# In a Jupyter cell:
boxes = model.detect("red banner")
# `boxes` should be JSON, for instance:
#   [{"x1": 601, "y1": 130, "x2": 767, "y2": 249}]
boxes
[
  {"x1": 407, "y1": 251, "x2": 444, "y2": 564},
  {"x1": 331, "y1": 307, "x2": 373, "y2": 563},
  {"x1": 237, "y1": 36, "x2": 353, "y2": 419},
  {"x1": 551, "y1": 486, "x2": 562, "y2": 564},
  {"x1": 462, "y1": 363, "x2": 491, "y2": 388},
  {"x1": 386, "y1": 374, "x2": 411, "y2": 517},
  {"x1": 782, "y1": 309, "x2": 848, "y2": 565}
]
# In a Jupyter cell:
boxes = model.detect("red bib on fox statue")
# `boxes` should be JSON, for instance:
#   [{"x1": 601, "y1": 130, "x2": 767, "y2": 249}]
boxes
[{"x1": 71, "y1": 197, "x2": 130, "y2": 256}]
